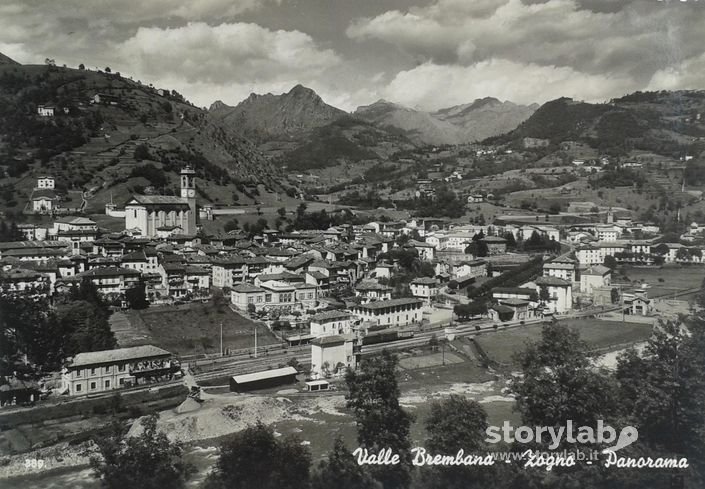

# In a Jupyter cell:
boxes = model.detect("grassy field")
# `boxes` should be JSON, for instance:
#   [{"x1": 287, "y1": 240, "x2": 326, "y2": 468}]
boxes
[
  {"x1": 132, "y1": 302, "x2": 280, "y2": 356},
  {"x1": 617, "y1": 265, "x2": 704, "y2": 298},
  {"x1": 475, "y1": 318, "x2": 653, "y2": 366}
]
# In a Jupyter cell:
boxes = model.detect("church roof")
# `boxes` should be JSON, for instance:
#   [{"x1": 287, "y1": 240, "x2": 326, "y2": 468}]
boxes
[{"x1": 126, "y1": 195, "x2": 189, "y2": 206}]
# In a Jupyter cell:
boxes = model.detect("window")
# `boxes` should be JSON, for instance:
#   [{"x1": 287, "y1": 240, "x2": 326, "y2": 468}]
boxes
[
  {"x1": 90, "y1": 382, "x2": 97, "y2": 390},
  {"x1": 118, "y1": 364, "x2": 125, "y2": 372},
  {"x1": 75, "y1": 370, "x2": 81, "y2": 378},
  {"x1": 104, "y1": 366, "x2": 110, "y2": 373},
  {"x1": 90, "y1": 368, "x2": 96, "y2": 375},
  {"x1": 76, "y1": 384, "x2": 82, "y2": 392},
  {"x1": 105, "y1": 380, "x2": 110, "y2": 388},
  {"x1": 119, "y1": 378, "x2": 125, "y2": 386}
]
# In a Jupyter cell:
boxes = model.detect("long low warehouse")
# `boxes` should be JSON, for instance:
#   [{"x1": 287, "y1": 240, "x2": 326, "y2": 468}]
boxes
[{"x1": 229, "y1": 366, "x2": 299, "y2": 392}]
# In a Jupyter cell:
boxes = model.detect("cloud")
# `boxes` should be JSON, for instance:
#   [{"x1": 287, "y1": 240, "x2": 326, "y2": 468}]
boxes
[
  {"x1": 0, "y1": 1, "x2": 283, "y2": 67},
  {"x1": 647, "y1": 52, "x2": 705, "y2": 92},
  {"x1": 1, "y1": 0, "x2": 704, "y2": 111},
  {"x1": 347, "y1": 0, "x2": 705, "y2": 82},
  {"x1": 381, "y1": 59, "x2": 635, "y2": 110},
  {"x1": 118, "y1": 22, "x2": 340, "y2": 85}
]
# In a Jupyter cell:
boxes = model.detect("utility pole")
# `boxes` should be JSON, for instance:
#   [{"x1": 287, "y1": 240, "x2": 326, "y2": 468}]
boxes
[
  {"x1": 254, "y1": 326, "x2": 258, "y2": 358},
  {"x1": 220, "y1": 321, "x2": 223, "y2": 357}
]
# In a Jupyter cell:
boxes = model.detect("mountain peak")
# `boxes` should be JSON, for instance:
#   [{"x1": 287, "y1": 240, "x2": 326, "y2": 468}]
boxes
[
  {"x1": 288, "y1": 84, "x2": 318, "y2": 98},
  {"x1": 209, "y1": 100, "x2": 231, "y2": 112},
  {"x1": 208, "y1": 85, "x2": 346, "y2": 142}
]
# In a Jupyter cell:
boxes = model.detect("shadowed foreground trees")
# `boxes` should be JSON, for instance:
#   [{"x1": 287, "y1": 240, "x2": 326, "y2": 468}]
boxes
[
  {"x1": 345, "y1": 350, "x2": 414, "y2": 489},
  {"x1": 91, "y1": 415, "x2": 193, "y2": 489},
  {"x1": 204, "y1": 421, "x2": 311, "y2": 489}
]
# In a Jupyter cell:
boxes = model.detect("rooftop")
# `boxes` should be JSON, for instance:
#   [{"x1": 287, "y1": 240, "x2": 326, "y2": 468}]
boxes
[
  {"x1": 232, "y1": 283, "x2": 264, "y2": 293},
  {"x1": 355, "y1": 281, "x2": 392, "y2": 291},
  {"x1": 311, "y1": 310, "x2": 352, "y2": 322},
  {"x1": 536, "y1": 276, "x2": 571, "y2": 287},
  {"x1": 355, "y1": 298, "x2": 424, "y2": 311},
  {"x1": 583, "y1": 265, "x2": 611, "y2": 276},
  {"x1": 411, "y1": 277, "x2": 438, "y2": 285},
  {"x1": 69, "y1": 345, "x2": 171, "y2": 368},
  {"x1": 231, "y1": 366, "x2": 298, "y2": 384},
  {"x1": 127, "y1": 195, "x2": 189, "y2": 206}
]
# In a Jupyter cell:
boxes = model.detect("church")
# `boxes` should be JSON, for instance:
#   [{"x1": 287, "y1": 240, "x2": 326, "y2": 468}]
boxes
[{"x1": 124, "y1": 167, "x2": 198, "y2": 238}]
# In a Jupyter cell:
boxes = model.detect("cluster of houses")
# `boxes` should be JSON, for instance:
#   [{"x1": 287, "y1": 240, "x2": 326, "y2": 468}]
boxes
[
  {"x1": 4, "y1": 168, "x2": 695, "y2": 391},
  {"x1": 568, "y1": 211, "x2": 705, "y2": 266}
]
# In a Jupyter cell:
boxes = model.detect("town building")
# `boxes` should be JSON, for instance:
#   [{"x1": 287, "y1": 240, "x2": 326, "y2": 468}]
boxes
[
  {"x1": 230, "y1": 280, "x2": 318, "y2": 312},
  {"x1": 37, "y1": 105, "x2": 55, "y2": 117},
  {"x1": 36, "y1": 176, "x2": 55, "y2": 189},
  {"x1": 350, "y1": 298, "x2": 425, "y2": 327},
  {"x1": 32, "y1": 190, "x2": 58, "y2": 213},
  {"x1": 580, "y1": 265, "x2": 612, "y2": 295},
  {"x1": 229, "y1": 367, "x2": 298, "y2": 392},
  {"x1": 73, "y1": 267, "x2": 142, "y2": 295},
  {"x1": 62, "y1": 345, "x2": 176, "y2": 396},
  {"x1": 543, "y1": 259, "x2": 576, "y2": 282},
  {"x1": 124, "y1": 166, "x2": 197, "y2": 237},
  {"x1": 481, "y1": 236, "x2": 507, "y2": 255},
  {"x1": 535, "y1": 276, "x2": 573, "y2": 314},
  {"x1": 410, "y1": 277, "x2": 439, "y2": 303},
  {"x1": 311, "y1": 334, "x2": 356, "y2": 379},
  {"x1": 309, "y1": 310, "x2": 354, "y2": 337},
  {"x1": 354, "y1": 280, "x2": 392, "y2": 303}
]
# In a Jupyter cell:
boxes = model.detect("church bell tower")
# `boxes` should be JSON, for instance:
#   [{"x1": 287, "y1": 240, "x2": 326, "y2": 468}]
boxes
[{"x1": 180, "y1": 166, "x2": 197, "y2": 234}]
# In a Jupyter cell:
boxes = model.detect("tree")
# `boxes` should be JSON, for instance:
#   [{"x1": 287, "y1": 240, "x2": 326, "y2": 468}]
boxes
[
  {"x1": 311, "y1": 437, "x2": 375, "y2": 489},
  {"x1": 105, "y1": 67, "x2": 111, "y2": 73},
  {"x1": 345, "y1": 351, "x2": 413, "y2": 489},
  {"x1": 508, "y1": 324, "x2": 625, "y2": 488},
  {"x1": 133, "y1": 144, "x2": 150, "y2": 161},
  {"x1": 611, "y1": 287, "x2": 620, "y2": 304},
  {"x1": 277, "y1": 207, "x2": 287, "y2": 219},
  {"x1": 223, "y1": 218, "x2": 239, "y2": 232},
  {"x1": 56, "y1": 300, "x2": 116, "y2": 356},
  {"x1": 538, "y1": 285, "x2": 550, "y2": 305},
  {"x1": 603, "y1": 255, "x2": 618, "y2": 270},
  {"x1": 511, "y1": 323, "x2": 620, "y2": 430},
  {"x1": 465, "y1": 240, "x2": 488, "y2": 257},
  {"x1": 78, "y1": 63, "x2": 85, "y2": 70},
  {"x1": 454, "y1": 301, "x2": 488, "y2": 320},
  {"x1": 125, "y1": 281, "x2": 149, "y2": 309},
  {"x1": 676, "y1": 247, "x2": 691, "y2": 262},
  {"x1": 0, "y1": 296, "x2": 65, "y2": 375},
  {"x1": 204, "y1": 421, "x2": 311, "y2": 489},
  {"x1": 447, "y1": 280, "x2": 458, "y2": 291},
  {"x1": 0, "y1": 221, "x2": 24, "y2": 241},
  {"x1": 421, "y1": 395, "x2": 495, "y2": 489},
  {"x1": 616, "y1": 321, "x2": 705, "y2": 460},
  {"x1": 91, "y1": 414, "x2": 193, "y2": 489},
  {"x1": 503, "y1": 232, "x2": 517, "y2": 250},
  {"x1": 426, "y1": 395, "x2": 488, "y2": 454}
]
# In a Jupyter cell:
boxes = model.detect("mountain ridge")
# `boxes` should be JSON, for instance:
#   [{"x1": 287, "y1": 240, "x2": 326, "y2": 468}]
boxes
[
  {"x1": 354, "y1": 96, "x2": 538, "y2": 145},
  {"x1": 208, "y1": 84, "x2": 347, "y2": 143},
  {"x1": 0, "y1": 51, "x2": 19, "y2": 65}
]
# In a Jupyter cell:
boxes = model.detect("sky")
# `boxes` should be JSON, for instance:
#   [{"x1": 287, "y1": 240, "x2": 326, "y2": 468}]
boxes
[{"x1": 1, "y1": 0, "x2": 704, "y2": 111}]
